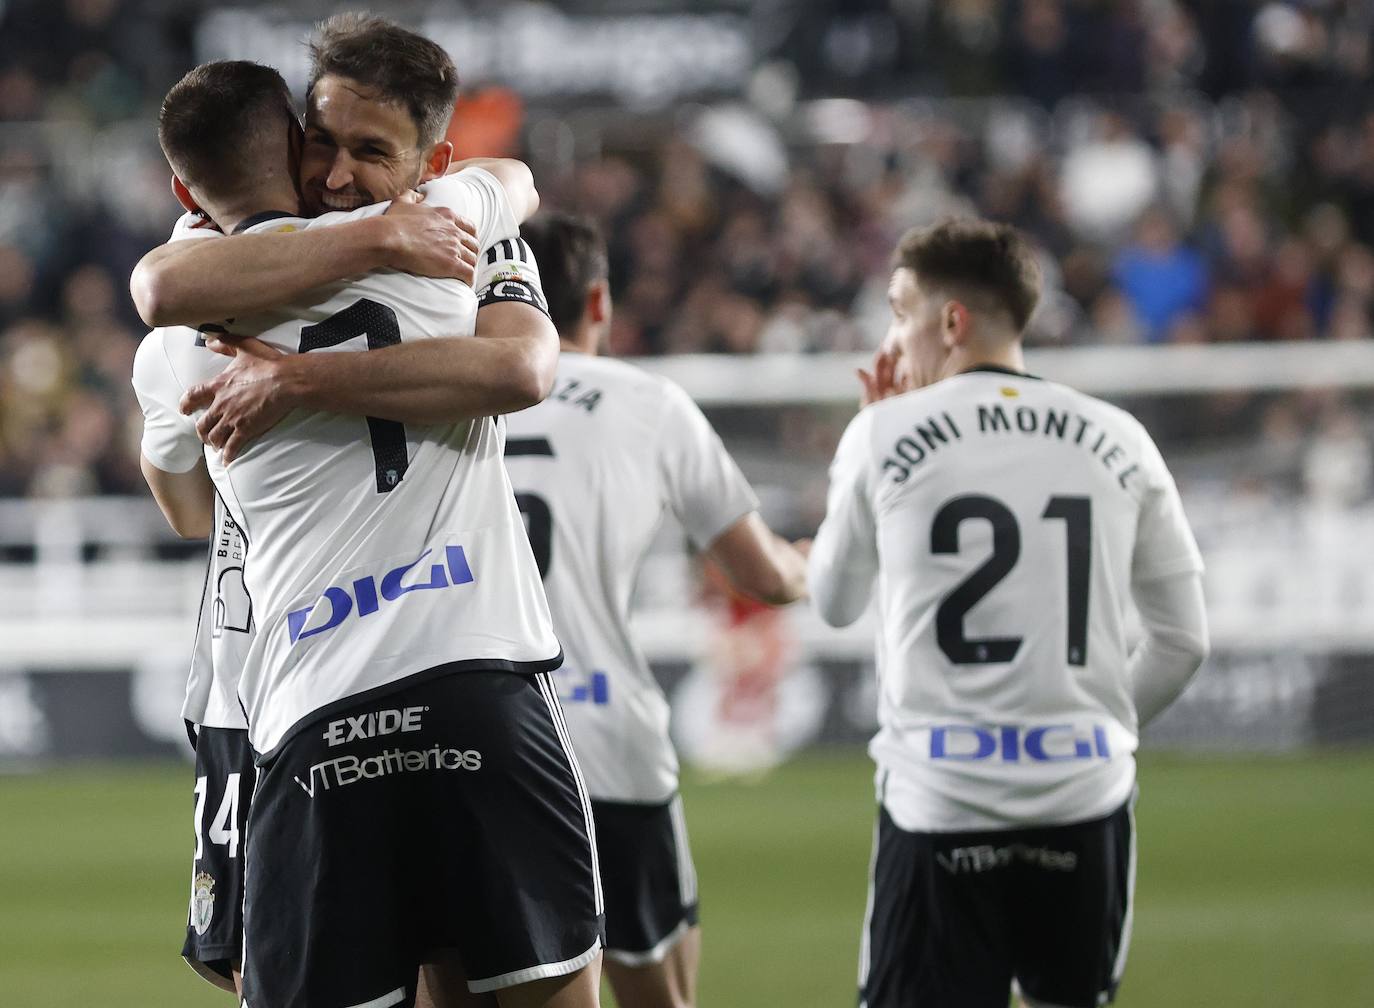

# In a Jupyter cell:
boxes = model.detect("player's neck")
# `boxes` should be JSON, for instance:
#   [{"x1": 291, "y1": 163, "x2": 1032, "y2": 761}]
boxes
[
  {"x1": 951, "y1": 340, "x2": 1025, "y2": 378},
  {"x1": 559, "y1": 324, "x2": 599, "y2": 356},
  {"x1": 209, "y1": 196, "x2": 302, "y2": 236}
]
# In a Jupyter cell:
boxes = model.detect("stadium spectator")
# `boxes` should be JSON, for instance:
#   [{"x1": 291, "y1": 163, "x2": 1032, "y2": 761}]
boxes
[
  {"x1": 1111, "y1": 207, "x2": 1210, "y2": 342},
  {"x1": 1, "y1": 0, "x2": 1373, "y2": 499}
]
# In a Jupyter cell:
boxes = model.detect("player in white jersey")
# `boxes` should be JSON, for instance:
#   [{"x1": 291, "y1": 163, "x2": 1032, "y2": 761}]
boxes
[
  {"x1": 808, "y1": 219, "x2": 1209, "y2": 1008},
  {"x1": 504, "y1": 214, "x2": 809, "y2": 1008},
  {"x1": 133, "y1": 58, "x2": 602, "y2": 1008},
  {"x1": 180, "y1": 498, "x2": 254, "y2": 997}
]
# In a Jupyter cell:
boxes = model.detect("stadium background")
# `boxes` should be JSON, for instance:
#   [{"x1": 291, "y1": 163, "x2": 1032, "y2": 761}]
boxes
[{"x1": 0, "y1": 0, "x2": 1371, "y2": 1004}]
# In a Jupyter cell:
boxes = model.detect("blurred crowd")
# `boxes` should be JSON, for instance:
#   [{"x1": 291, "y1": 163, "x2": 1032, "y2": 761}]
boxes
[{"x1": 1, "y1": 0, "x2": 1373, "y2": 500}]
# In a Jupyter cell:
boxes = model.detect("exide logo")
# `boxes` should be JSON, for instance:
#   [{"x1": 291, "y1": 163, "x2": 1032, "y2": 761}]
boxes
[
  {"x1": 930, "y1": 724, "x2": 1111, "y2": 763},
  {"x1": 287, "y1": 546, "x2": 474, "y2": 644}
]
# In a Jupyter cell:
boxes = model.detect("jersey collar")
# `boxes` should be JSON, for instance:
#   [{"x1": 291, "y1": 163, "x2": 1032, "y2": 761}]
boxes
[
  {"x1": 231, "y1": 210, "x2": 298, "y2": 235},
  {"x1": 960, "y1": 363, "x2": 1041, "y2": 380}
]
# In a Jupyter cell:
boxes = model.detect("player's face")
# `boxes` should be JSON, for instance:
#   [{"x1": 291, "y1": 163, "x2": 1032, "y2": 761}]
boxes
[
  {"x1": 300, "y1": 75, "x2": 434, "y2": 215},
  {"x1": 887, "y1": 268, "x2": 947, "y2": 389}
]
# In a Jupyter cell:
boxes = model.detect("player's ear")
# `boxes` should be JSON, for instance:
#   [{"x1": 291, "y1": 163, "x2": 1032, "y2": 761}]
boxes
[
  {"x1": 942, "y1": 300, "x2": 968, "y2": 348},
  {"x1": 586, "y1": 279, "x2": 611, "y2": 324},
  {"x1": 171, "y1": 175, "x2": 200, "y2": 214},
  {"x1": 420, "y1": 140, "x2": 454, "y2": 183}
]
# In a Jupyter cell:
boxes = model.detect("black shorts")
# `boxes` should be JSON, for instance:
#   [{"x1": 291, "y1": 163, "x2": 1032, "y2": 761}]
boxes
[
  {"x1": 593, "y1": 794, "x2": 699, "y2": 965},
  {"x1": 239, "y1": 670, "x2": 603, "y2": 1008},
  {"x1": 859, "y1": 798, "x2": 1135, "y2": 1008},
  {"x1": 182, "y1": 723, "x2": 255, "y2": 993}
]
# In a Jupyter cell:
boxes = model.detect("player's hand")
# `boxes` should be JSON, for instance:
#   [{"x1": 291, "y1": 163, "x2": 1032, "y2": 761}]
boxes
[
  {"x1": 383, "y1": 191, "x2": 479, "y2": 286},
  {"x1": 792, "y1": 537, "x2": 813, "y2": 559},
  {"x1": 179, "y1": 337, "x2": 292, "y2": 463},
  {"x1": 857, "y1": 346, "x2": 904, "y2": 408}
]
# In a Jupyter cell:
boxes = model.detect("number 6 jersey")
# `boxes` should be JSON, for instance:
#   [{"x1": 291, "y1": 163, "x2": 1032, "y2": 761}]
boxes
[
  {"x1": 809, "y1": 367, "x2": 1203, "y2": 831},
  {"x1": 133, "y1": 167, "x2": 560, "y2": 759}
]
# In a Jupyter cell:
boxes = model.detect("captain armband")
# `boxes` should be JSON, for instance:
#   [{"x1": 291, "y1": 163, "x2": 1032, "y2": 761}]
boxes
[{"x1": 475, "y1": 236, "x2": 549, "y2": 317}]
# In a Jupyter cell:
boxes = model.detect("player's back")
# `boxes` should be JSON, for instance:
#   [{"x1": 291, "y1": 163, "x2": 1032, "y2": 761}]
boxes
[
  {"x1": 851, "y1": 367, "x2": 1199, "y2": 829},
  {"x1": 503, "y1": 352, "x2": 756, "y2": 801},
  {"x1": 156, "y1": 220, "x2": 557, "y2": 758}
]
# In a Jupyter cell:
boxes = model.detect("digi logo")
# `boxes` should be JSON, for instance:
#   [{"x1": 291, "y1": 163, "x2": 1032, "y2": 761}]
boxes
[
  {"x1": 557, "y1": 670, "x2": 610, "y2": 705},
  {"x1": 929, "y1": 723, "x2": 1111, "y2": 763},
  {"x1": 287, "y1": 546, "x2": 474, "y2": 644}
]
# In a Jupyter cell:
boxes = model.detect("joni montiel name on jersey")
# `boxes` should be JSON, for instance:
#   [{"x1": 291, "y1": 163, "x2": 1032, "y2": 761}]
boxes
[{"x1": 881, "y1": 400, "x2": 1142, "y2": 490}]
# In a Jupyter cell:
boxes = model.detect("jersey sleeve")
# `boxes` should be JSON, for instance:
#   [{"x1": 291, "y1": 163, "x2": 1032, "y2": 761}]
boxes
[
  {"x1": 1131, "y1": 429, "x2": 1204, "y2": 582},
  {"x1": 809, "y1": 408, "x2": 880, "y2": 627},
  {"x1": 656, "y1": 378, "x2": 760, "y2": 549},
  {"x1": 475, "y1": 234, "x2": 550, "y2": 317},
  {"x1": 416, "y1": 167, "x2": 522, "y2": 250},
  {"x1": 131, "y1": 330, "x2": 203, "y2": 473},
  {"x1": 169, "y1": 211, "x2": 223, "y2": 243}
]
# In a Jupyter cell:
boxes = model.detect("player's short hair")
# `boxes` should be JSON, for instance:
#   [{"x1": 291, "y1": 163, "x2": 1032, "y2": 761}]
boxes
[
  {"x1": 521, "y1": 213, "x2": 610, "y2": 337},
  {"x1": 158, "y1": 61, "x2": 296, "y2": 200},
  {"x1": 892, "y1": 218, "x2": 1041, "y2": 332},
  {"x1": 308, "y1": 13, "x2": 459, "y2": 148}
]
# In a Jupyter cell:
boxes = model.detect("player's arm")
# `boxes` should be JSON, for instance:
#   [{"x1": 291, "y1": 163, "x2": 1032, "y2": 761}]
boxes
[
  {"x1": 140, "y1": 456, "x2": 215, "y2": 539},
  {"x1": 259, "y1": 240, "x2": 557, "y2": 426},
  {"x1": 656, "y1": 380, "x2": 807, "y2": 606},
  {"x1": 182, "y1": 235, "x2": 559, "y2": 461},
  {"x1": 703, "y1": 512, "x2": 808, "y2": 606},
  {"x1": 1127, "y1": 434, "x2": 1210, "y2": 725},
  {"x1": 1129, "y1": 570, "x2": 1209, "y2": 726},
  {"x1": 130, "y1": 208, "x2": 478, "y2": 327},
  {"x1": 202, "y1": 302, "x2": 554, "y2": 426},
  {"x1": 445, "y1": 157, "x2": 538, "y2": 221},
  {"x1": 131, "y1": 332, "x2": 215, "y2": 538},
  {"x1": 808, "y1": 411, "x2": 879, "y2": 627}
]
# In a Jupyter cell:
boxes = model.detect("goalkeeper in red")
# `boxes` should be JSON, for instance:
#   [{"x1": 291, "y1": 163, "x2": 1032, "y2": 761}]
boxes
[{"x1": 809, "y1": 218, "x2": 1209, "y2": 1008}]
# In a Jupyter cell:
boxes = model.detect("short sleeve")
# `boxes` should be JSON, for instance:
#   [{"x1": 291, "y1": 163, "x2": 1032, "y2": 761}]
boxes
[
  {"x1": 303, "y1": 167, "x2": 521, "y2": 250},
  {"x1": 132, "y1": 330, "x2": 204, "y2": 474},
  {"x1": 1132, "y1": 431, "x2": 1204, "y2": 582},
  {"x1": 808, "y1": 408, "x2": 880, "y2": 627},
  {"x1": 168, "y1": 212, "x2": 223, "y2": 242},
  {"x1": 416, "y1": 167, "x2": 522, "y2": 250},
  {"x1": 656, "y1": 379, "x2": 760, "y2": 549}
]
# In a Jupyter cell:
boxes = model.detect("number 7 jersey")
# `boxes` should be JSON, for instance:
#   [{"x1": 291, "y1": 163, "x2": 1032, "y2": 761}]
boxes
[{"x1": 809, "y1": 367, "x2": 1202, "y2": 831}]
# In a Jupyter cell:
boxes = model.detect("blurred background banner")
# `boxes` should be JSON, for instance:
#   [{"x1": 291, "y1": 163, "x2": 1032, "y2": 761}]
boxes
[{"x1": 2, "y1": 0, "x2": 1374, "y2": 767}]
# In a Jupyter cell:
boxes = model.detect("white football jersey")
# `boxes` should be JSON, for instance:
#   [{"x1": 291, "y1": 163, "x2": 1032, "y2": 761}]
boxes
[
  {"x1": 810, "y1": 367, "x2": 1203, "y2": 831},
  {"x1": 503, "y1": 353, "x2": 759, "y2": 802},
  {"x1": 183, "y1": 501, "x2": 253, "y2": 730},
  {"x1": 133, "y1": 167, "x2": 560, "y2": 757},
  {"x1": 146, "y1": 214, "x2": 255, "y2": 731}
]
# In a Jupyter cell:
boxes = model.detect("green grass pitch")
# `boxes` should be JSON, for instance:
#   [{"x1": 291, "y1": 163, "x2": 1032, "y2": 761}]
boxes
[{"x1": 2, "y1": 750, "x2": 1372, "y2": 1006}]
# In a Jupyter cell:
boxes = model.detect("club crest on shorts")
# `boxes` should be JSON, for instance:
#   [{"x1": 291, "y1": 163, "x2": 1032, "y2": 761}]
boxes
[{"x1": 191, "y1": 871, "x2": 216, "y2": 935}]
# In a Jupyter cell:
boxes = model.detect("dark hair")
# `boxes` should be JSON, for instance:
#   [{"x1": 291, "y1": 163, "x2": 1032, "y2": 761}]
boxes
[
  {"x1": 892, "y1": 218, "x2": 1042, "y2": 331},
  {"x1": 521, "y1": 213, "x2": 609, "y2": 337},
  {"x1": 158, "y1": 61, "x2": 296, "y2": 199},
  {"x1": 308, "y1": 13, "x2": 459, "y2": 147}
]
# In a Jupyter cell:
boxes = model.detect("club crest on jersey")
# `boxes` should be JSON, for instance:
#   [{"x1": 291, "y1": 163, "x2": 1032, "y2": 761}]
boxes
[
  {"x1": 286, "y1": 546, "x2": 475, "y2": 644},
  {"x1": 190, "y1": 871, "x2": 215, "y2": 935}
]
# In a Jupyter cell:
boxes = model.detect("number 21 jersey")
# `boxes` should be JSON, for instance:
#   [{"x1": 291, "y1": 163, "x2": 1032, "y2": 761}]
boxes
[{"x1": 810, "y1": 368, "x2": 1202, "y2": 831}]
